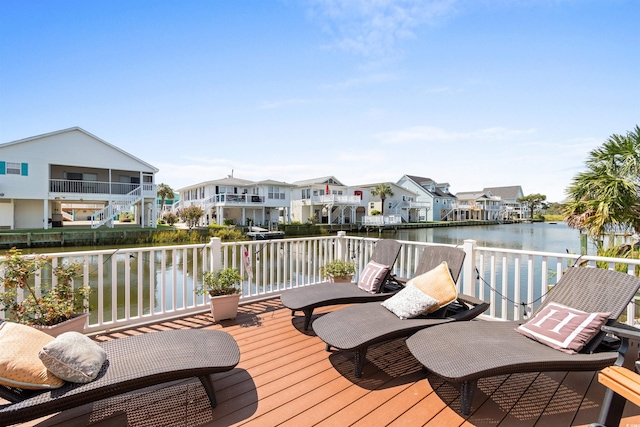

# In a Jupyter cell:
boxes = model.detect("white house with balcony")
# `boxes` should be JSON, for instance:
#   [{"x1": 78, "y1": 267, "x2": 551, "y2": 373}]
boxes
[
  {"x1": 357, "y1": 182, "x2": 429, "y2": 224},
  {"x1": 176, "y1": 176, "x2": 293, "y2": 227},
  {"x1": 449, "y1": 190, "x2": 503, "y2": 221},
  {"x1": 396, "y1": 175, "x2": 453, "y2": 221},
  {"x1": 0, "y1": 127, "x2": 158, "y2": 230},
  {"x1": 483, "y1": 185, "x2": 527, "y2": 219},
  {"x1": 290, "y1": 176, "x2": 363, "y2": 225}
]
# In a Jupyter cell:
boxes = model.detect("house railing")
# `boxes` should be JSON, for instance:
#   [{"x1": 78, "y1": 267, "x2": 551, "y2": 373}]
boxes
[
  {"x1": 362, "y1": 215, "x2": 403, "y2": 226},
  {"x1": 1, "y1": 235, "x2": 638, "y2": 333},
  {"x1": 50, "y1": 180, "x2": 156, "y2": 198},
  {"x1": 312, "y1": 195, "x2": 362, "y2": 204}
]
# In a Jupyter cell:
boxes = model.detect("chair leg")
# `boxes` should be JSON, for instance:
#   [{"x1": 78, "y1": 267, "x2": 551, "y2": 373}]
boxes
[
  {"x1": 354, "y1": 347, "x2": 367, "y2": 378},
  {"x1": 302, "y1": 308, "x2": 314, "y2": 331},
  {"x1": 597, "y1": 388, "x2": 627, "y2": 427},
  {"x1": 460, "y1": 380, "x2": 477, "y2": 416},
  {"x1": 198, "y1": 375, "x2": 217, "y2": 408}
]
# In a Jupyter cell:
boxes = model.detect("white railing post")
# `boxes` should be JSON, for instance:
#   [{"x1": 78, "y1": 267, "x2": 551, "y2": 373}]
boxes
[
  {"x1": 209, "y1": 237, "x2": 222, "y2": 271},
  {"x1": 336, "y1": 231, "x2": 347, "y2": 261},
  {"x1": 462, "y1": 239, "x2": 477, "y2": 295}
]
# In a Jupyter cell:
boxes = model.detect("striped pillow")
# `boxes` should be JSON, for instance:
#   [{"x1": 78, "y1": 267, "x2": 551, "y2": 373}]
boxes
[
  {"x1": 516, "y1": 302, "x2": 610, "y2": 354},
  {"x1": 357, "y1": 261, "x2": 390, "y2": 293}
]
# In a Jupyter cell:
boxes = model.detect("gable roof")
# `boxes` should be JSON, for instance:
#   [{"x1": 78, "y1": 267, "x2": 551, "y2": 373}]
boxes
[
  {"x1": 291, "y1": 176, "x2": 345, "y2": 186},
  {"x1": 256, "y1": 179, "x2": 295, "y2": 187},
  {"x1": 402, "y1": 175, "x2": 455, "y2": 198},
  {"x1": 483, "y1": 186, "x2": 523, "y2": 200},
  {"x1": 1, "y1": 127, "x2": 159, "y2": 172}
]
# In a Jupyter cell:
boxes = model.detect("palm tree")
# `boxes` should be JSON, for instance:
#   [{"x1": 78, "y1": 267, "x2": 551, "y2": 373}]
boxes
[
  {"x1": 564, "y1": 125, "x2": 640, "y2": 241},
  {"x1": 371, "y1": 183, "x2": 394, "y2": 215},
  {"x1": 157, "y1": 183, "x2": 175, "y2": 212}
]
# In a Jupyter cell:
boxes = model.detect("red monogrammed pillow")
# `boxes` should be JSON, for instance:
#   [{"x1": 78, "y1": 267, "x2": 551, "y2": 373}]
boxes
[{"x1": 515, "y1": 302, "x2": 610, "y2": 354}]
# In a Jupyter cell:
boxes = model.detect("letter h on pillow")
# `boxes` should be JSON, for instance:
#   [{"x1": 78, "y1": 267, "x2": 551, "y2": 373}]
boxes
[{"x1": 357, "y1": 261, "x2": 390, "y2": 293}]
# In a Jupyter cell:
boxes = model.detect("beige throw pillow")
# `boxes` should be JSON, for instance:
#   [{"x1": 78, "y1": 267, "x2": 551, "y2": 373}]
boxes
[
  {"x1": 406, "y1": 261, "x2": 458, "y2": 313},
  {"x1": 0, "y1": 322, "x2": 65, "y2": 389}
]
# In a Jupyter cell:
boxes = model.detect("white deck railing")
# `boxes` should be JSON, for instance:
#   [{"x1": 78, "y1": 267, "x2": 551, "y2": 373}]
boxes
[{"x1": 1, "y1": 235, "x2": 638, "y2": 333}]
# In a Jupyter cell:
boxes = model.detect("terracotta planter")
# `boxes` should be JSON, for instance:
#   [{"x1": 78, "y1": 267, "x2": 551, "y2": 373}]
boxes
[
  {"x1": 209, "y1": 294, "x2": 241, "y2": 322},
  {"x1": 33, "y1": 312, "x2": 89, "y2": 337},
  {"x1": 328, "y1": 275, "x2": 353, "y2": 283}
]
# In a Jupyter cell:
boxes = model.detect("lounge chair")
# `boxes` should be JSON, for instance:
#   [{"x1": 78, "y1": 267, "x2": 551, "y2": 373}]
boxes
[
  {"x1": 406, "y1": 266, "x2": 640, "y2": 415},
  {"x1": 591, "y1": 324, "x2": 640, "y2": 427},
  {"x1": 0, "y1": 329, "x2": 240, "y2": 426},
  {"x1": 280, "y1": 239, "x2": 402, "y2": 331},
  {"x1": 313, "y1": 246, "x2": 490, "y2": 377}
]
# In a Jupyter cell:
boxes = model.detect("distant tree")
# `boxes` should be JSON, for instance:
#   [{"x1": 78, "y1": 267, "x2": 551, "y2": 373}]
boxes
[
  {"x1": 564, "y1": 125, "x2": 640, "y2": 239},
  {"x1": 371, "y1": 183, "x2": 394, "y2": 215},
  {"x1": 163, "y1": 212, "x2": 178, "y2": 226},
  {"x1": 517, "y1": 193, "x2": 547, "y2": 219},
  {"x1": 157, "y1": 183, "x2": 175, "y2": 212},
  {"x1": 180, "y1": 206, "x2": 204, "y2": 229}
]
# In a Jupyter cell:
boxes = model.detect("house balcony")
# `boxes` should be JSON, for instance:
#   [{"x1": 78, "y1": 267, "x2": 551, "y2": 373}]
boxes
[
  {"x1": 311, "y1": 195, "x2": 362, "y2": 205},
  {"x1": 49, "y1": 179, "x2": 156, "y2": 200},
  {"x1": 408, "y1": 200, "x2": 431, "y2": 209},
  {"x1": 214, "y1": 194, "x2": 266, "y2": 205},
  {"x1": 3, "y1": 237, "x2": 640, "y2": 426}
]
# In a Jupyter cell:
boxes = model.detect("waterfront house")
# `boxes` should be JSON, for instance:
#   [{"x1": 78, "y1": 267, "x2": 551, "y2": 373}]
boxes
[
  {"x1": 396, "y1": 175, "x2": 454, "y2": 221},
  {"x1": 176, "y1": 176, "x2": 294, "y2": 227},
  {"x1": 357, "y1": 181, "x2": 431, "y2": 223},
  {"x1": 0, "y1": 127, "x2": 158, "y2": 230},
  {"x1": 290, "y1": 176, "x2": 364, "y2": 225},
  {"x1": 451, "y1": 190, "x2": 503, "y2": 221},
  {"x1": 483, "y1": 185, "x2": 527, "y2": 219}
]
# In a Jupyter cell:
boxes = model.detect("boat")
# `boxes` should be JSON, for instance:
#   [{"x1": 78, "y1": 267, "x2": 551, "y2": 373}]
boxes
[{"x1": 246, "y1": 226, "x2": 285, "y2": 240}]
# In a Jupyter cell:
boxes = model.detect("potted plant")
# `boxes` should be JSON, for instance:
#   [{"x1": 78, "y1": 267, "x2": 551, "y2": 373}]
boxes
[
  {"x1": 0, "y1": 248, "x2": 90, "y2": 337},
  {"x1": 198, "y1": 267, "x2": 242, "y2": 321},
  {"x1": 320, "y1": 259, "x2": 356, "y2": 283}
]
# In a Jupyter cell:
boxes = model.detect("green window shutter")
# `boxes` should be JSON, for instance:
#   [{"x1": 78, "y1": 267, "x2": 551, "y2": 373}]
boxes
[
  {"x1": 21, "y1": 163, "x2": 28, "y2": 176},
  {"x1": 0, "y1": 162, "x2": 5, "y2": 174}
]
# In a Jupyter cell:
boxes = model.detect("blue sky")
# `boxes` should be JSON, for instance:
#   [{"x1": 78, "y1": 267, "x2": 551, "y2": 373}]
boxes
[{"x1": 1, "y1": 0, "x2": 638, "y2": 202}]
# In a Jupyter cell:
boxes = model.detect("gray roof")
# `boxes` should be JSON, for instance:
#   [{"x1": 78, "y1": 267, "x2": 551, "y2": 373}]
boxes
[
  {"x1": 291, "y1": 176, "x2": 345, "y2": 186},
  {"x1": 482, "y1": 186, "x2": 523, "y2": 200}
]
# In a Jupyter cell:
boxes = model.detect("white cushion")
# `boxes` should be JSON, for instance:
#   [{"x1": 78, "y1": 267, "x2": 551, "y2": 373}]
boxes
[
  {"x1": 381, "y1": 283, "x2": 440, "y2": 319},
  {"x1": 39, "y1": 331, "x2": 107, "y2": 383}
]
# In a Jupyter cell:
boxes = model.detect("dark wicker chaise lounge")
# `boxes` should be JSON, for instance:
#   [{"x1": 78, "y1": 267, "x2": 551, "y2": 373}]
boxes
[
  {"x1": 406, "y1": 267, "x2": 640, "y2": 415},
  {"x1": 313, "y1": 246, "x2": 490, "y2": 377},
  {"x1": 0, "y1": 329, "x2": 240, "y2": 427},
  {"x1": 280, "y1": 239, "x2": 402, "y2": 330}
]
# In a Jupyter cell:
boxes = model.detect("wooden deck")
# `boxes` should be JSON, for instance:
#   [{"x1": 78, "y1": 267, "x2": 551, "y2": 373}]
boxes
[{"x1": 9, "y1": 298, "x2": 640, "y2": 427}]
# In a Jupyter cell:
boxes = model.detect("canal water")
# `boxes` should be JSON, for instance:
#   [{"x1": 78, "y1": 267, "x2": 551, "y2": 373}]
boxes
[{"x1": 358, "y1": 221, "x2": 586, "y2": 255}]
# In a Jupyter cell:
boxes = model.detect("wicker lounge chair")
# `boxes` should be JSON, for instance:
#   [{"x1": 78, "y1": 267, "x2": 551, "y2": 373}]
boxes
[
  {"x1": 0, "y1": 329, "x2": 240, "y2": 427},
  {"x1": 591, "y1": 324, "x2": 640, "y2": 427},
  {"x1": 280, "y1": 239, "x2": 402, "y2": 331},
  {"x1": 313, "y1": 246, "x2": 490, "y2": 378},
  {"x1": 406, "y1": 266, "x2": 640, "y2": 416}
]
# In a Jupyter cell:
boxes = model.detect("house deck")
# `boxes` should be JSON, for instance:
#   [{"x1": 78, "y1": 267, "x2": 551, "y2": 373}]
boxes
[{"x1": 9, "y1": 298, "x2": 640, "y2": 427}]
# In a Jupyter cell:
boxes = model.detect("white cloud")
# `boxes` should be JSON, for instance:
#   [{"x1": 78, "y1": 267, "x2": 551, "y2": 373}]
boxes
[{"x1": 308, "y1": 0, "x2": 458, "y2": 58}]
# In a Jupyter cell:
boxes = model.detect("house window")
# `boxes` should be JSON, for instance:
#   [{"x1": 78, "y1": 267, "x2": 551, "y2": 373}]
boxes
[
  {"x1": 6, "y1": 162, "x2": 20, "y2": 175},
  {"x1": 370, "y1": 202, "x2": 375, "y2": 209},
  {"x1": 268, "y1": 186, "x2": 285, "y2": 200},
  {"x1": 1, "y1": 161, "x2": 28, "y2": 176}
]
